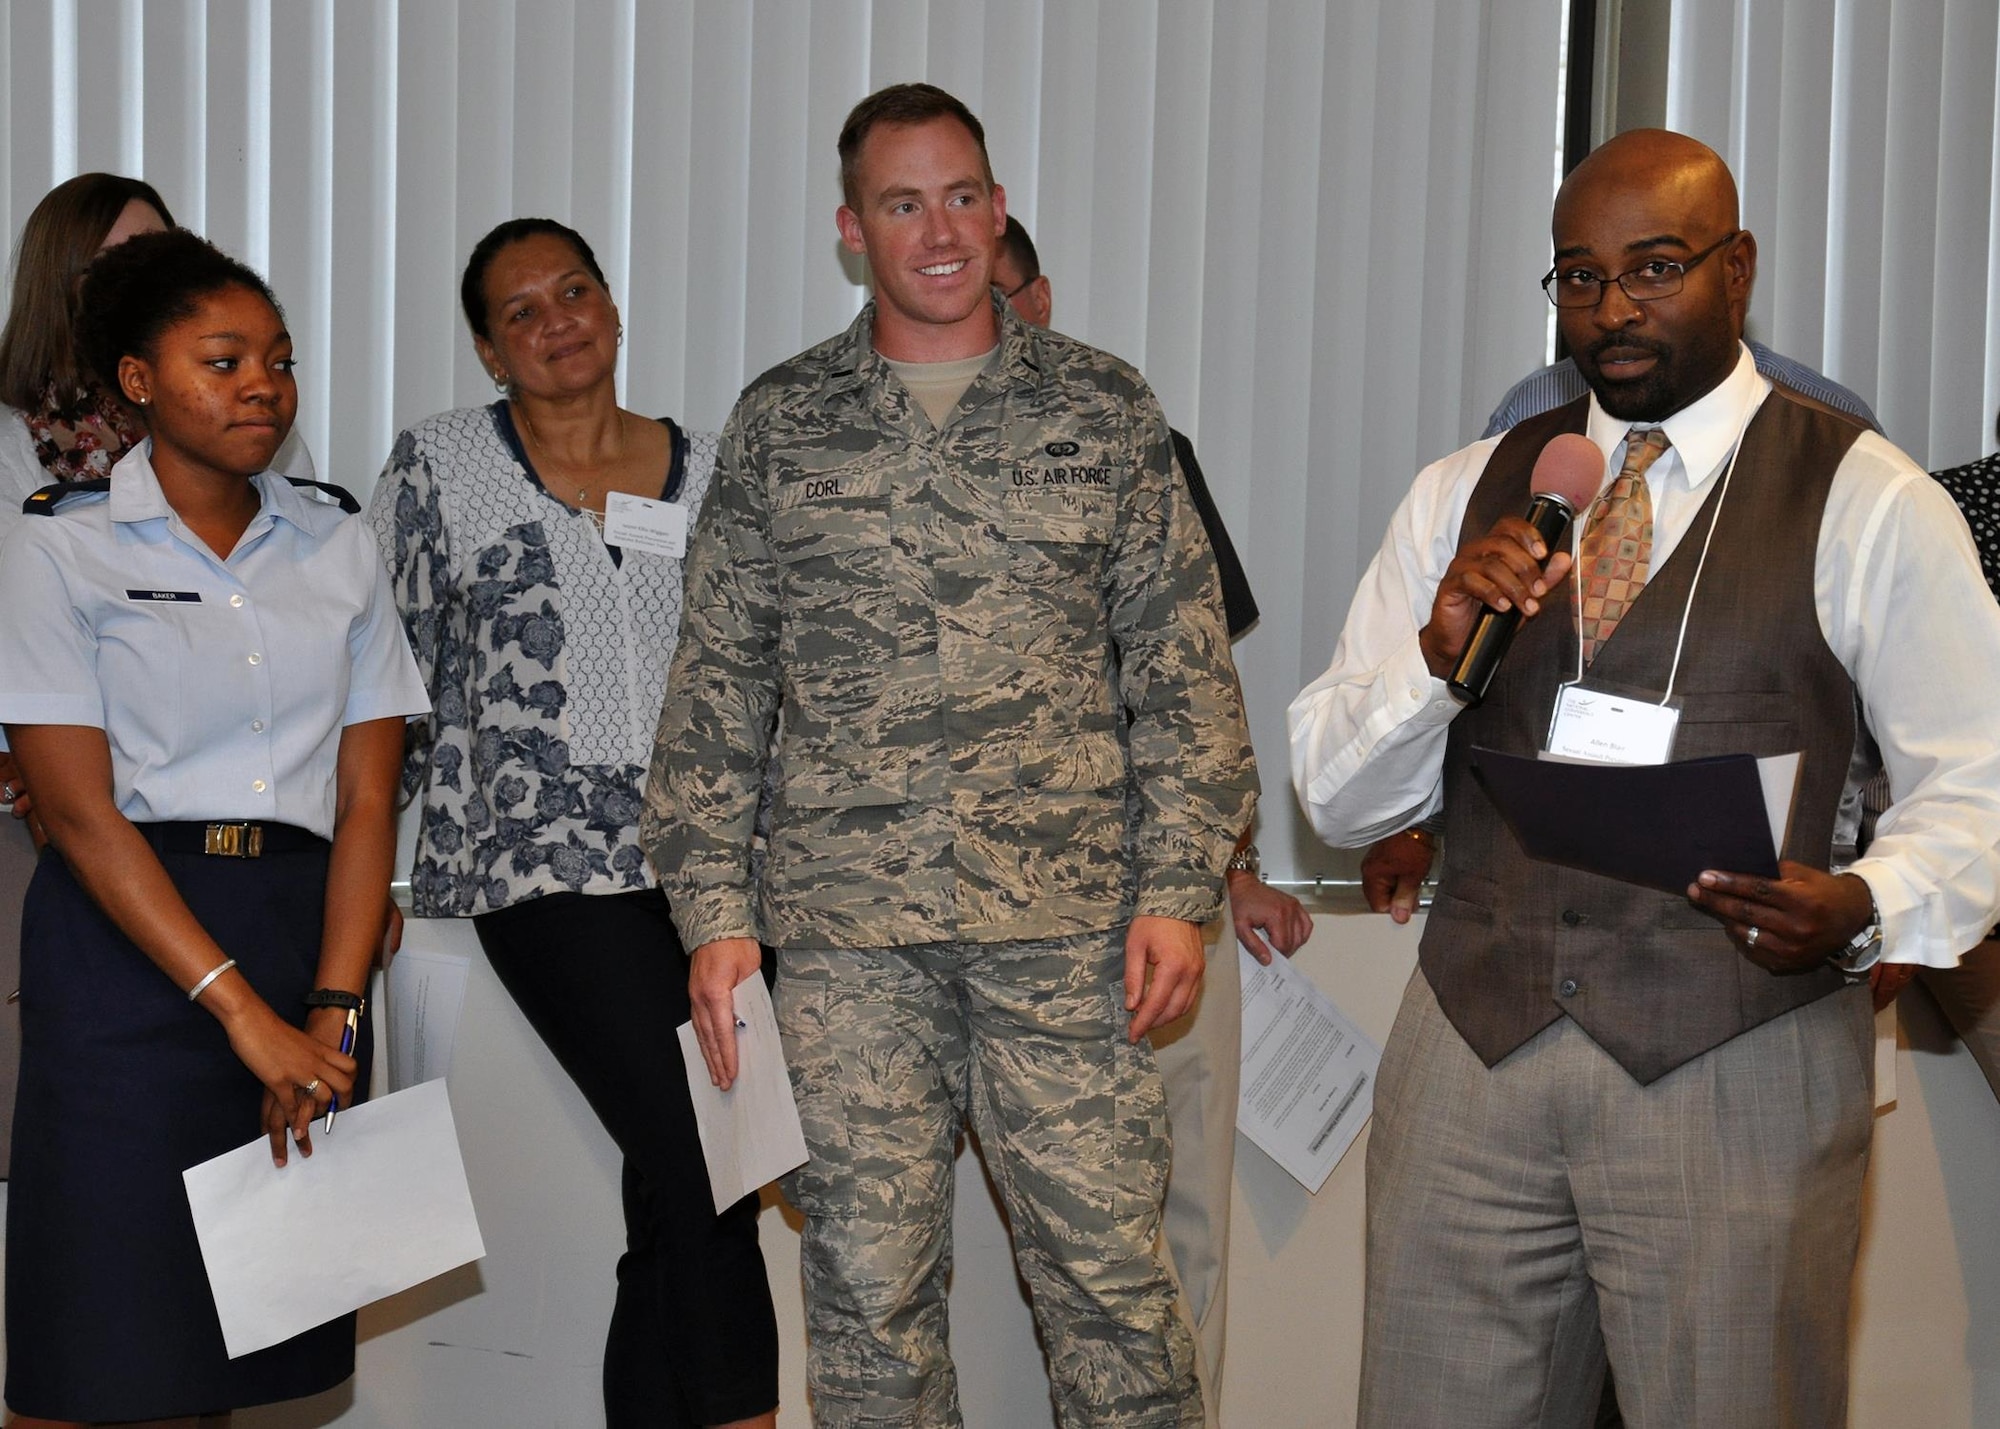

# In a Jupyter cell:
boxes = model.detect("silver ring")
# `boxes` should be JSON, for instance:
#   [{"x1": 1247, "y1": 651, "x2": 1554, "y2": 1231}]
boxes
[
  {"x1": 301, "y1": 1078, "x2": 321, "y2": 1097},
  {"x1": 0, "y1": 783, "x2": 15, "y2": 803},
  {"x1": 1745, "y1": 925, "x2": 1762, "y2": 949}
]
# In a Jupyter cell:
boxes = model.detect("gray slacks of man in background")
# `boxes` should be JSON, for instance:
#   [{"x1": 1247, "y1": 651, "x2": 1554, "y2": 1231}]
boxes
[
  {"x1": 646, "y1": 84, "x2": 1257, "y2": 1429},
  {"x1": 993, "y1": 215, "x2": 1315, "y2": 1426}
]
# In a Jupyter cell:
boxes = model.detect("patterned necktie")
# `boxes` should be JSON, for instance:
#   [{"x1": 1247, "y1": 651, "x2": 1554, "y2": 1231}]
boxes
[{"x1": 1576, "y1": 427, "x2": 1670, "y2": 665}]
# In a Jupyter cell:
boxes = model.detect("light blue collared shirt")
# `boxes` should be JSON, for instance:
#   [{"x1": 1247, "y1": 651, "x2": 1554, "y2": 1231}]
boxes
[
  {"x1": 0, "y1": 443, "x2": 428, "y2": 838},
  {"x1": 1481, "y1": 338, "x2": 1881, "y2": 439}
]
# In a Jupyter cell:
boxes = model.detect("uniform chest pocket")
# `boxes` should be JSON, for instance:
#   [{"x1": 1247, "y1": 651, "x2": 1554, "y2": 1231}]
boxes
[
  {"x1": 769, "y1": 494, "x2": 892, "y2": 564},
  {"x1": 948, "y1": 498, "x2": 1116, "y2": 660},
  {"x1": 1008, "y1": 482, "x2": 1120, "y2": 544},
  {"x1": 768, "y1": 452, "x2": 893, "y2": 566},
  {"x1": 768, "y1": 490, "x2": 895, "y2": 722},
  {"x1": 1001, "y1": 495, "x2": 1115, "y2": 548},
  {"x1": 99, "y1": 591, "x2": 214, "y2": 702}
]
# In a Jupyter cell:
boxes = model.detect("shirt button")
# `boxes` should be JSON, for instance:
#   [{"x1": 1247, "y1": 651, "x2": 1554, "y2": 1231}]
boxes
[
  {"x1": 230, "y1": 594, "x2": 245, "y2": 608},
  {"x1": 1561, "y1": 909, "x2": 1583, "y2": 926},
  {"x1": 1559, "y1": 978, "x2": 1579, "y2": 997},
  {"x1": 251, "y1": 719, "x2": 265, "y2": 733},
  {"x1": 252, "y1": 779, "x2": 268, "y2": 793},
  {"x1": 247, "y1": 652, "x2": 262, "y2": 665}
]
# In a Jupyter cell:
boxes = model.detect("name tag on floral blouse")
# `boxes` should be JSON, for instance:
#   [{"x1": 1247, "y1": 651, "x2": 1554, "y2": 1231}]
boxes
[{"x1": 603, "y1": 492, "x2": 688, "y2": 558}]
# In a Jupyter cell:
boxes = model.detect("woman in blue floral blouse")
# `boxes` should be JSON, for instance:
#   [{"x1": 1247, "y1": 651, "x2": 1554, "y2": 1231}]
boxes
[{"x1": 368, "y1": 219, "x2": 778, "y2": 1429}]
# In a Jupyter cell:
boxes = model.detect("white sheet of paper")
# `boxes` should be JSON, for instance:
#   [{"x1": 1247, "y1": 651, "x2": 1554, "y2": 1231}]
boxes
[
  {"x1": 1756, "y1": 751, "x2": 1802, "y2": 854},
  {"x1": 385, "y1": 946, "x2": 471, "y2": 1092},
  {"x1": 677, "y1": 972, "x2": 808, "y2": 1213},
  {"x1": 602, "y1": 491, "x2": 688, "y2": 557},
  {"x1": 1235, "y1": 947, "x2": 1381, "y2": 1193},
  {"x1": 182, "y1": 1079, "x2": 485, "y2": 1358}
]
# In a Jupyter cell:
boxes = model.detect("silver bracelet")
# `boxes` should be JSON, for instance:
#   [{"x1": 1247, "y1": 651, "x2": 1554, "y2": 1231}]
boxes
[{"x1": 186, "y1": 958, "x2": 238, "y2": 1003}]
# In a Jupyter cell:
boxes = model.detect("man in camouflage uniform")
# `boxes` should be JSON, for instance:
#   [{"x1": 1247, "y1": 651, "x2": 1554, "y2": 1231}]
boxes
[{"x1": 643, "y1": 83, "x2": 1256, "y2": 1428}]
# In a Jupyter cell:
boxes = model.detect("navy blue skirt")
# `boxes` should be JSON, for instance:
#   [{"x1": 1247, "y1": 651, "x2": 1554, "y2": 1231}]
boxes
[{"x1": 5, "y1": 841, "x2": 371, "y2": 1421}]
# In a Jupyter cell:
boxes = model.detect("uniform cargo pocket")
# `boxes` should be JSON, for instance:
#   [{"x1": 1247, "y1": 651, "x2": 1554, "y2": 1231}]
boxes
[
  {"x1": 776, "y1": 747, "x2": 910, "y2": 809},
  {"x1": 1015, "y1": 729, "x2": 1127, "y2": 792}
]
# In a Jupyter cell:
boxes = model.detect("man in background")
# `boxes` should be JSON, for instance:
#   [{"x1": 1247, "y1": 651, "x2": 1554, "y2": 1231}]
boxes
[{"x1": 995, "y1": 215, "x2": 1314, "y2": 1426}]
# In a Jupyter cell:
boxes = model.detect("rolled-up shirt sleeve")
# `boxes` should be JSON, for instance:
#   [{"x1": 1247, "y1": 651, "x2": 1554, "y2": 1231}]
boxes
[
  {"x1": 642, "y1": 405, "x2": 782, "y2": 951},
  {"x1": 1288, "y1": 439, "x2": 1494, "y2": 847},
  {"x1": 1107, "y1": 391, "x2": 1259, "y2": 924},
  {"x1": 1823, "y1": 436, "x2": 2000, "y2": 967}
]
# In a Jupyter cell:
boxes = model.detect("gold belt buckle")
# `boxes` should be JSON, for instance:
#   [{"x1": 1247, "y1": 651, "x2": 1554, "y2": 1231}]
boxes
[{"x1": 203, "y1": 822, "x2": 264, "y2": 858}]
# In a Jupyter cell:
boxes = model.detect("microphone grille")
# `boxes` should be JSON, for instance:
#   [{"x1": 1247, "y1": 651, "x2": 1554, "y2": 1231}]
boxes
[{"x1": 1530, "y1": 432, "x2": 1605, "y2": 510}]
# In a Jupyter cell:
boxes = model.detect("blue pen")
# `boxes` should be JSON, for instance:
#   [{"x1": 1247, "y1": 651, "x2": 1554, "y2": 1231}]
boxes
[{"x1": 324, "y1": 1004, "x2": 360, "y2": 1133}]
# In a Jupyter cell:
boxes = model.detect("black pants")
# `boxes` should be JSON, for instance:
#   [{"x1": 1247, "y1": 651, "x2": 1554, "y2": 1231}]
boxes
[{"x1": 475, "y1": 889, "x2": 778, "y2": 1428}]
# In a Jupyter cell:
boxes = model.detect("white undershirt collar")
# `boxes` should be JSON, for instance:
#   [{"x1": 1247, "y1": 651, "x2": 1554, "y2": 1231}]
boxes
[{"x1": 1584, "y1": 341, "x2": 1769, "y2": 497}]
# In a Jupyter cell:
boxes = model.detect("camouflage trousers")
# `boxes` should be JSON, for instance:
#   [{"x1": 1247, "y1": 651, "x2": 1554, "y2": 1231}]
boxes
[{"x1": 776, "y1": 927, "x2": 1203, "y2": 1429}]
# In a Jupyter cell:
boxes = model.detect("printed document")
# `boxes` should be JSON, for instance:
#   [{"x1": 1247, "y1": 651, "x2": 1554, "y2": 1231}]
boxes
[
  {"x1": 385, "y1": 945, "x2": 471, "y2": 1092},
  {"x1": 1236, "y1": 947, "x2": 1380, "y2": 1193}
]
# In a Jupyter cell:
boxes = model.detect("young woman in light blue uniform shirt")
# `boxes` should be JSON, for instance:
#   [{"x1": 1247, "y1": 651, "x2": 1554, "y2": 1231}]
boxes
[{"x1": 0, "y1": 229, "x2": 427, "y2": 1425}]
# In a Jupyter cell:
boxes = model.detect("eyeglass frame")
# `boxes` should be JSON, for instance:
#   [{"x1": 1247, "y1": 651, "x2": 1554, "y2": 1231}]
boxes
[{"x1": 1540, "y1": 230, "x2": 1742, "y2": 309}]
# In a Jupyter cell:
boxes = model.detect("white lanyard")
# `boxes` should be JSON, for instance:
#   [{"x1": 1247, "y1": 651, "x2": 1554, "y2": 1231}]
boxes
[
  {"x1": 1565, "y1": 424, "x2": 1747, "y2": 702},
  {"x1": 1545, "y1": 421, "x2": 1748, "y2": 765}
]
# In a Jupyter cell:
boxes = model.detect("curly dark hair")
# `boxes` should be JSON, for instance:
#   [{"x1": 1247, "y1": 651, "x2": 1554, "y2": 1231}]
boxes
[
  {"x1": 76, "y1": 229, "x2": 282, "y2": 396},
  {"x1": 837, "y1": 83, "x2": 991, "y2": 210},
  {"x1": 459, "y1": 218, "x2": 608, "y2": 341}
]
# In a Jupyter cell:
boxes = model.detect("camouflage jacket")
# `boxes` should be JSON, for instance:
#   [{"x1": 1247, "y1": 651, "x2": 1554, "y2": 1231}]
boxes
[{"x1": 642, "y1": 299, "x2": 1257, "y2": 950}]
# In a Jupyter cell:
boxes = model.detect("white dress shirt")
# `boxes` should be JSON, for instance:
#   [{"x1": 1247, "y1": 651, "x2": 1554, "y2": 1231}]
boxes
[
  {"x1": 1290, "y1": 345, "x2": 2000, "y2": 968},
  {"x1": 0, "y1": 442, "x2": 428, "y2": 839}
]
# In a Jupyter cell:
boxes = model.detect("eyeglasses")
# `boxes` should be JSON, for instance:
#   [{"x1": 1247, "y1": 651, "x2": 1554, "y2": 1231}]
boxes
[
  {"x1": 1541, "y1": 231, "x2": 1741, "y2": 309},
  {"x1": 998, "y1": 273, "x2": 1037, "y2": 300}
]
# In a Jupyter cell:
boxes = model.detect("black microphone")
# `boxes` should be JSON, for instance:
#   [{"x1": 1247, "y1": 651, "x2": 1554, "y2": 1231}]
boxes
[{"x1": 1447, "y1": 433, "x2": 1603, "y2": 707}]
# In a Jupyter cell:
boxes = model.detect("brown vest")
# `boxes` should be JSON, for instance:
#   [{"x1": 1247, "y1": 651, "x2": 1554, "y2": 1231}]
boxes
[{"x1": 1420, "y1": 390, "x2": 1867, "y2": 1085}]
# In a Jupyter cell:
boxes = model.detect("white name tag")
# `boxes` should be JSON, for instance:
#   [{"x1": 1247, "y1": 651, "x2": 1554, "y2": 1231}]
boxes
[
  {"x1": 1545, "y1": 684, "x2": 1681, "y2": 765},
  {"x1": 602, "y1": 491, "x2": 688, "y2": 557}
]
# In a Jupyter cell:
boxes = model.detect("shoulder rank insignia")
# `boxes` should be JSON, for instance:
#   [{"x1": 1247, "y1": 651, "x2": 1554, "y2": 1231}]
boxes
[
  {"x1": 285, "y1": 476, "x2": 361, "y2": 514},
  {"x1": 23, "y1": 477, "x2": 111, "y2": 515}
]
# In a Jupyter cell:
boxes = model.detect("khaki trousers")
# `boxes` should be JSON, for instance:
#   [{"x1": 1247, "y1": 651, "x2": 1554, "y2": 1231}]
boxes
[{"x1": 1154, "y1": 921, "x2": 1242, "y2": 1427}]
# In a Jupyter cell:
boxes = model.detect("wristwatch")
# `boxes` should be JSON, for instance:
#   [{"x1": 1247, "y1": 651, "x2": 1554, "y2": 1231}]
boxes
[
  {"x1": 1828, "y1": 881, "x2": 1884, "y2": 976},
  {"x1": 1225, "y1": 843, "x2": 1260, "y2": 877}
]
